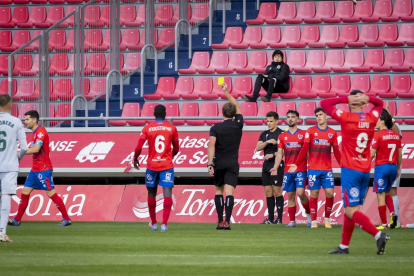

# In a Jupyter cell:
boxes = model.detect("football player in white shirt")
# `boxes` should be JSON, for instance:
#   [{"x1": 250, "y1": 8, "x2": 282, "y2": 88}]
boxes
[{"x1": 0, "y1": 94, "x2": 28, "y2": 242}]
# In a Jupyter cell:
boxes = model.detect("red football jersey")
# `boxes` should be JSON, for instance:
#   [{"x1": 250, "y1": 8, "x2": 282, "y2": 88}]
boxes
[
  {"x1": 140, "y1": 120, "x2": 178, "y2": 171},
  {"x1": 304, "y1": 126, "x2": 339, "y2": 171},
  {"x1": 31, "y1": 126, "x2": 53, "y2": 172},
  {"x1": 278, "y1": 129, "x2": 307, "y2": 173},
  {"x1": 331, "y1": 109, "x2": 380, "y2": 172},
  {"x1": 371, "y1": 129, "x2": 401, "y2": 166}
]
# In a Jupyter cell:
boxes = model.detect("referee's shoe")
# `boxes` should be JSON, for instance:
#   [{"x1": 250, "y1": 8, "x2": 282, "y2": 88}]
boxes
[{"x1": 260, "y1": 218, "x2": 278, "y2": 224}]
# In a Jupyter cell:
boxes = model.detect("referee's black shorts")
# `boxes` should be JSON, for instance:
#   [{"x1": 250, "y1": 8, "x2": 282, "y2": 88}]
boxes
[
  {"x1": 213, "y1": 161, "x2": 239, "y2": 188},
  {"x1": 262, "y1": 160, "x2": 284, "y2": 187}
]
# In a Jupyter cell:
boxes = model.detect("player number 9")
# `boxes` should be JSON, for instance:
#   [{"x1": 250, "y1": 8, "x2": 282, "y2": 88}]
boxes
[
  {"x1": 155, "y1": 135, "x2": 165, "y2": 153},
  {"x1": 355, "y1": 132, "x2": 368, "y2": 153}
]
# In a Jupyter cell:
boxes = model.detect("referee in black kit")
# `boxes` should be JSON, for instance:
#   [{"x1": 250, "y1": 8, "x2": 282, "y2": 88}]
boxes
[
  {"x1": 256, "y1": 111, "x2": 284, "y2": 224},
  {"x1": 207, "y1": 82, "x2": 243, "y2": 231}
]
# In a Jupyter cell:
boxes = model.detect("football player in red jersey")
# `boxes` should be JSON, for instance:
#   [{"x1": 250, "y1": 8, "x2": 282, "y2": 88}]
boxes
[
  {"x1": 9, "y1": 110, "x2": 71, "y2": 227},
  {"x1": 270, "y1": 110, "x2": 311, "y2": 228},
  {"x1": 288, "y1": 108, "x2": 341, "y2": 229},
  {"x1": 133, "y1": 105, "x2": 179, "y2": 232},
  {"x1": 371, "y1": 109, "x2": 402, "y2": 230},
  {"x1": 321, "y1": 91, "x2": 390, "y2": 255}
]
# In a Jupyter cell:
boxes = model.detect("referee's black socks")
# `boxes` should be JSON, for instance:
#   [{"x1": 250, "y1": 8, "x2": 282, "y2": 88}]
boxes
[
  {"x1": 215, "y1": 195, "x2": 224, "y2": 223},
  {"x1": 266, "y1": 196, "x2": 276, "y2": 221},
  {"x1": 276, "y1": 195, "x2": 284, "y2": 221},
  {"x1": 225, "y1": 196, "x2": 234, "y2": 223}
]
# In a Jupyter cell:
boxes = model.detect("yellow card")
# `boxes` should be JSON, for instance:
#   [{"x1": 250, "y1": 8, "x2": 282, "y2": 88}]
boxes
[{"x1": 217, "y1": 77, "x2": 224, "y2": 85}]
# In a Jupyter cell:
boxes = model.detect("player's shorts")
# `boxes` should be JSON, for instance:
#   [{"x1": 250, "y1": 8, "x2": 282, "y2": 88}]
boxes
[
  {"x1": 341, "y1": 167, "x2": 369, "y2": 208},
  {"x1": 373, "y1": 164, "x2": 397, "y2": 193},
  {"x1": 0, "y1": 172, "x2": 18, "y2": 195},
  {"x1": 145, "y1": 168, "x2": 174, "y2": 188},
  {"x1": 308, "y1": 169, "x2": 335, "y2": 190},
  {"x1": 25, "y1": 170, "x2": 55, "y2": 191},
  {"x1": 282, "y1": 171, "x2": 307, "y2": 192},
  {"x1": 262, "y1": 161, "x2": 284, "y2": 186},
  {"x1": 392, "y1": 168, "x2": 401, "y2": 188},
  {"x1": 213, "y1": 162, "x2": 239, "y2": 188}
]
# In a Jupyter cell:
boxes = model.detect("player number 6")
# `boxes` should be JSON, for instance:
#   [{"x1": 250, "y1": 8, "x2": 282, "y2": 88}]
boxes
[{"x1": 155, "y1": 135, "x2": 165, "y2": 153}]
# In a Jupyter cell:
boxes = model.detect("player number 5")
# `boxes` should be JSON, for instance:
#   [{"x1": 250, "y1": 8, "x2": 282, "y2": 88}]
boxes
[
  {"x1": 155, "y1": 135, "x2": 165, "y2": 153},
  {"x1": 0, "y1": 131, "x2": 7, "y2": 152},
  {"x1": 355, "y1": 132, "x2": 368, "y2": 153},
  {"x1": 388, "y1": 144, "x2": 396, "y2": 162}
]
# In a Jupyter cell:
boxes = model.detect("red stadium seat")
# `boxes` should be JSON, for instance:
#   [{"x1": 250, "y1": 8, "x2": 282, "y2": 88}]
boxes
[
  {"x1": 0, "y1": 31, "x2": 12, "y2": 50},
  {"x1": 19, "y1": 55, "x2": 40, "y2": 76},
  {"x1": 216, "y1": 51, "x2": 247, "y2": 74},
  {"x1": 387, "y1": 23, "x2": 414, "y2": 46},
  {"x1": 389, "y1": 75, "x2": 412, "y2": 98},
  {"x1": 246, "y1": 2, "x2": 277, "y2": 25},
  {"x1": 295, "y1": 50, "x2": 325, "y2": 73},
  {"x1": 236, "y1": 51, "x2": 267, "y2": 74},
  {"x1": 372, "y1": 49, "x2": 404, "y2": 72},
  {"x1": 270, "y1": 26, "x2": 300, "y2": 48},
  {"x1": 0, "y1": 7, "x2": 28, "y2": 28},
  {"x1": 395, "y1": 101, "x2": 414, "y2": 124},
  {"x1": 345, "y1": 75, "x2": 370, "y2": 96},
  {"x1": 14, "y1": 79, "x2": 36, "y2": 101},
  {"x1": 305, "y1": 75, "x2": 330, "y2": 98},
  {"x1": 33, "y1": 80, "x2": 53, "y2": 102},
  {"x1": 96, "y1": 54, "x2": 124, "y2": 75},
  {"x1": 109, "y1": 103, "x2": 140, "y2": 126},
  {"x1": 84, "y1": 53, "x2": 106, "y2": 76},
  {"x1": 129, "y1": 103, "x2": 155, "y2": 126},
  {"x1": 164, "y1": 103, "x2": 179, "y2": 118},
  {"x1": 362, "y1": 0, "x2": 393, "y2": 22},
  {"x1": 333, "y1": 49, "x2": 364, "y2": 72},
  {"x1": 18, "y1": 104, "x2": 37, "y2": 119},
  {"x1": 382, "y1": 0, "x2": 413, "y2": 22},
  {"x1": 323, "y1": 1, "x2": 354, "y2": 23},
  {"x1": 154, "y1": 5, "x2": 173, "y2": 26},
  {"x1": 84, "y1": 29, "x2": 104, "y2": 52},
  {"x1": 124, "y1": 5, "x2": 145, "y2": 27},
  {"x1": 184, "y1": 77, "x2": 212, "y2": 99},
  {"x1": 1, "y1": 30, "x2": 31, "y2": 52},
  {"x1": 12, "y1": 104, "x2": 18, "y2": 117},
  {"x1": 50, "y1": 78, "x2": 72, "y2": 101},
  {"x1": 232, "y1": 27, "x2": 262, "y2": 49},
  {"x1": 57, "y1": 54, "x2": 87, "y2": 76},
  {"x1": 162, "y1": 4, "x2": 191, "y2": 27},
  {"x1": 189, "y1": 4, "x2": 209, "y2": 25},
  {"x1": 352, "y1": 49, "x2": 384, "y2": 72},
  {"x1": 250, "y1": 26, "x2": 281, "y2": 49},
  {"x1": 90, "y1": 30, "x2": 110, "y2": 51},
  {"x1": 0, "y1": 54, "x2": 13, "y2": 76},
  {"x1": 52, "y1": 103, "x2": 71, "y2": 126},
  {"x1": 197, "y1": 52, "x2": 228, "y2": 74},
  {"x1": 35, "y1": 7, "x2": 64, "y2": 28},
  {"x1": 347, "y1": 24, "x2": 378, "y2": 47},
  {"x1": 200, "y1": 76, "x2": 233, "y2": 100},
  {"x1": 85, "y1": 78, "x2": 106, "y2": 100},
  {"x1": 132, "y1": 29, "x2": 158, "y2": 51},
  {"x1": 305, "y1": 1, "x2": 335, "y2": 23},
  {"x1": 0, "y1": 7, "x2": 12, "y2": 27},
  {"x1": 308, "y1": 25, "x2": 339, "y2": 48},
  {"x1": 56, "y1": 30, "x2": 74, "y2": 52},
  {"x1": 155, "y1": 28, "x2": 174, "y2": 50},
  {"x1": 0, "y1": 79, "x2": 17, "y2": 96},
  {"x1": 313, "y1": 50, "x2": 344, "y2": 73},
  {"x1": 164, "y1": 77, "x2": 194, "y2": 100},
  {"x1": 144, "y1": 77, "x2": 175, "y2": 100},
  {"x1": 277, "y1": 102, "x2": 296, "y2": 124},
  {"x1": 287, "y1": 50, "x2": 306, "y2": 73},
  {"x1": 323, "y1": 75, "x2": 350, "y2": 98},
  {"x1": 212, "y1": 27, "x2": 243, "y2": 49},
  {"x1": 288, "y1": 25, "x2": 320, "y2": 48},
  {"x1": 367, "y1": 75, "x2": 390, "y2": 96},
  {"x1": 120, "y1": 29, "x2": 140, "y2": 51},
  {"x1": 173, "y1": 102, "x2": 199, "y2": 126},
  {"x1": 366, "y1": 24, "x2": 398, "y2": 47},
  {"x1": 32, "y1": 0, "x2": 47, "y2": 3},
  {"x1": 178, "y1": 52, "x2": 210, "y2": 74},
  {"x1": 232, "y1": 77, "x2": 252, "y2": 99},
  {"x1": 284, "y1": 76, "x2": 311, "y2": 99},
  {"x1": 266, "y1": 2, "x2": 297, "y2": 24},
  {"x1": 285, "y1": 1, "x2": 316, "y2": 24},
  {"x1": 17, "y1": 7, "x2": 46, "y2": 28},
  {"x1": 49, "y1": 54, "x2": 69, "y2": 76},
  {"x1": 120, "y1": 53, "x2": 141, "y2": 75},
  {"x1": 256, "y1": 102, "x2": 277, "y2": 125},
  {"x1": 343, "y1": 0, "x2": 373, "y2": 23},
  {"x1": 298, "y1": 101, "x2": 317, "y2": 125},
  {"x1": 241, "y1": 102, "x2": 259, "y2": 125},
  {"x1": 84, "y1": 6, "x2": 101, "y2": 27},
  {"x1": 401, "y1": 8, "x2": 414, "y2": 22},
  {"x1": 327, "y1": 25, "x2": 358, "y2": 47},
  {"x1": 187, "y1": 102, "x2": 215, "y2": 126},
  {"x1": 400, "y1": 77, "x2": 414, "y2": 98},
  {"x1": 97, "y1": 6, "x2": 111, "y2": 27},
  {"x1": 58, "y1": 6, "x2": 77, "y2": 28},
  {"x1": 120, "y1": 5, "x2": 136, "y2": 27},
  {"x1": 49, "y1": 30, "x2": 67, "y2": 52},
  {"x1": 392, "y1": 48, "x2": 414, "y2": 72},
  {"x1": 13, "y1": 54, "x2": 32, "y2": 76}
]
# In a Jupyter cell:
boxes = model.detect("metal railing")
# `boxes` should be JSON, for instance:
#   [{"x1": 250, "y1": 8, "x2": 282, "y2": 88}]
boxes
[
  {"x1": 71, "y1": 95, "x2": 88, "y2": 128},
  {"x1": 209, "y1": 0, "x2": 226, "y2": 46},
  {"x1": 140, "y1": 44, "x2": 158, "y2": 98},
  {"x1": 175, "y1": 19, "x2": 192, "y2": 71},
  {"x1": 105, "y1": 69, "x2": 123, "y2": 127}
]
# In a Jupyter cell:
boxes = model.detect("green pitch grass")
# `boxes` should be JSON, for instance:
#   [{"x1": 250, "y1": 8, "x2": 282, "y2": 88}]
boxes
[{"x1": 1, "y1": 222, "x2": 413, "y2": 276}]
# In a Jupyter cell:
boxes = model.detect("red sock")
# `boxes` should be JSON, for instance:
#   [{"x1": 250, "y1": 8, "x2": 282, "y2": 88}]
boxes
[
  {"x1": 385, "y1": 195, "x2": 395, "y2": 214},
  {"x1": 310, "y1": 197, "x2": 318, "y2": 221},
  {"x1": 378, "y1": 205, "x2": 387, "y2": 225},
  {"x1": 148, "y1": 197, "x2": 157, "y2": 224},
  {"x1": 51, "y1": 193, "x2": 70, "y2": 220},
  {"x1": 341, "y1": 215, "x2": 355, "y2": 246},
  {"x1": 302, "y1": 201, "x2": 310, "y2": 215},
  {"x1": 352, "y1": 211, "x2": 380, "y2": 238},
  {"x1": 15, "y1": 194, "x2": 30, "y2": 222},
  {"x1": 325, "y1": 197, "x2": 334, "y2": 219},
  {"x1": 162, "y1": 197, "x2": 173, "y2": 226},
  {"x1": 288, "y1": 206, "x2": 296, "y2": 222}
]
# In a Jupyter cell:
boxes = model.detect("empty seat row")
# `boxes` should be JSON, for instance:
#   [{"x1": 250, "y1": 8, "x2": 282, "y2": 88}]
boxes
[
  {"x1": 0, "y1": 0, "x2": 201, "y2": 4},
  {"x1": 247, "y1": 0, "x2": 414, "y2": 25},
  {"x1": 146, "y1": 75, "x2": 414, "y2": 101},
  {"x1": 9, "y1": 102, "x2": 71, "y2": 127},
  {"x1": 180, "y1": 49, "x2": 414, "y2": 75},
  {"x1": 1, "y1": 53, "x2": 140, "y2": 76},
  {"x1": 212, "y1": 24, "x2": 414, "y2": 50}
]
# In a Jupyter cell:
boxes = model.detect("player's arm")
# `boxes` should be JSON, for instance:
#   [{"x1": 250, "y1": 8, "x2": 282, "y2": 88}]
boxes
[
  {"x1": 17, "y1": 124, "x2": 28, "y2": 160},
  {"x1": 222, "y1": 82, "x2": 241, "y2": 115},
  {"x1": 256, "y1": 140, "x2": 267, "y2": 151},
  {"x1": 370, "y1": 148, "x2": 377, "y2": 161},
  {"x1": 270, "y1": 148, "x2": 284, "y2": 175},
  {"x1": 207, "y1": 136, "x2": 216, "y2": 176},
  {"x1": 172, "y1": 127, "x2": 179, "y2": 157},
  {"x1": 362, "y1": 94, "x2": 383, "y2": 115},
  {"x1": 320, "y1": 97, "x2": 349, "y2": 116},
  {"x1": 287, "y1": 142, "x2": 310, "y2": 173},
  {"x1": 332, "y1": 131, "x2": 341, "y2": 165},
  {"x1": 133, "y1": 137, "x2": 146, "y2": 170}
]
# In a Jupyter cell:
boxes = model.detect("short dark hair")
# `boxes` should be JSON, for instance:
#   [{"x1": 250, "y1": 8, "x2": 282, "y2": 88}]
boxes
[
  {"x1": 24, "y1": 110, "x2": 39, "y2": 123},
  {"x1": 0, "y1": 94, "x2": 11, "y2": 108},
  {"x1": 286, "y1": 110, "x2": 299, "y2": 118},
  {"x1": 380, "y1": 108, "x2": 393, "y2": 129},
  {"x1": 222, "y1": 102, "x2": 236, "y2": 118},
  {"x1": 272, "y1": 50, "x2": 283, "y2": 60},
  {"x1": 266, "y1": 111, "x2": 279, "y2": 120},
  {"x1": 350, "y1": 90, "x2": 364, "y2": 96},
  {"x1": 314, "y1": 107, "x2": 326, "y2": 115},
  {"x1": 154, "y1": 105, "x2": 166, "y2": 120}
]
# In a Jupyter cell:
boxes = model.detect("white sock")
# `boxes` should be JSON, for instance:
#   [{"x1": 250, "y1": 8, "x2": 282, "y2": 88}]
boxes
[
  {"x1": 374, "y1": 231, "x2": 382, "y2": 241},
  {"x1": 392, "y1": 196, "x2": 400, "y2": 224},
  {"x1": 0, "y1": 195, "x2": 12, "y2": 235},
  {"x1": 339, "y1": 244, "x2": 348, "y2": 249}
]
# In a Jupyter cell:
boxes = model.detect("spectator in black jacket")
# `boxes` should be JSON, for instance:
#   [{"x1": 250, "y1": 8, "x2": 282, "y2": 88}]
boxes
[{"x1": 243, "y1": 50, "x2": 290, "y2": 102}]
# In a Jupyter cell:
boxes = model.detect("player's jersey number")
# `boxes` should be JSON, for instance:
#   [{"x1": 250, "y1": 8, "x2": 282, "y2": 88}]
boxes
[
  {"x1": 356, "y1": 132, "x2": 369, "y2": 153},
  {"x1": 155, "y1": 135, "x2": 165, "y2": 153},
  {"x1": 388, "y1": 144, "x2": 396, "y2": 162},
  {"x1": 309, "y1": 175, "x2": 316, "y2": 182},
  {"x1": 0, "y1": 131, "x2": 7, "y2": 152}
]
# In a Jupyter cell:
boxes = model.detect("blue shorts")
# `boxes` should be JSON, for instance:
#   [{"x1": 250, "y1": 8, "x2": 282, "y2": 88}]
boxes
[
  {"x1": 283, "y1": 171, "x2": 307, "y2": 192},
  {"x1": 24, "y1": 170, "x2": 55, "y2": 191},
  {"x1": 308, "y1": 170, "x2": 335, "y2": 190},
  {"x1": 145, "y1": 168, "x2": 174, "y2": 188},
  {"x1": 341, "y1": 167, "x2": 370, "y2": 208},
  {"x1": 373, "y1": 164, "x2": 397, "y2": 193}
]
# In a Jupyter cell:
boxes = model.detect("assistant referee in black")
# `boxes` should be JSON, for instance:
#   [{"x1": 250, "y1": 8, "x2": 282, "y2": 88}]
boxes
[
  {"x1": 256, "y1": 111, "x2": 284, "y2": 224},
  {"x1": 207, "y1": 82, "x2": 243, "y2": 231}
]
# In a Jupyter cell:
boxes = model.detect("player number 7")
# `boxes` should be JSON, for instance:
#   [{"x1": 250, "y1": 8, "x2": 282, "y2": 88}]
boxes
[{"x1": 388, "y1": 144, "x2": 396, "y2": 162}]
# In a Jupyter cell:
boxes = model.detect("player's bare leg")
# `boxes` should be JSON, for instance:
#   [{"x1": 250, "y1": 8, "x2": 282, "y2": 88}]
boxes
[
  {"x1": 324, "y1": 188, "x2": 334, "y2": 228},
  {"x1": 297, "y1": 188, "x2": 311, "y2": 227},
  {"x1": 147, "y1": 186, "x2": 158, "y2": 231},
  {"x1": 286, "y1": 191, "x2": 297, "y2": 227},
  {"x1": 389, "y1": 187, "x2": 400, "y2": 227},
  {"x1": 161, "y1": 187, "x2": 173, "y2": 232},
  {"x1": 310, "y1": 190, "x2": 319, "y2": 228},
  {"x1": 9, "y1": 187, "x2": 34, "y2": 226},
  {"x1": 0, "y1": 194, "x2": 13, "y2": 242},
  {"x1": 273, "y1": 186, "x2": 284, "y2": 224}
]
